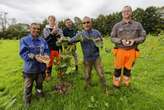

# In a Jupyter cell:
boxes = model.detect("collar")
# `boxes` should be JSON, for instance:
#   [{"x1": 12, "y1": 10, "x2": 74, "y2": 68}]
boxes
[
  {"x1": 46, "y1": 25, "x2": 54, "y2": 29},
  {"x1": 68, "y1": 27, "x2": 73, "y2": 30},
  {"x1": 121, "y1": 20, "x2": 133, "y2": 25},
  {"x1": 29, "y1": 34, "x2": 40, "y2": 41},
  {"x1": 84, "y1": 28, "x2": 93, "y2": 33},
  {"x1": 65, "y1": 27, "x2": 73, "y2": 31}
]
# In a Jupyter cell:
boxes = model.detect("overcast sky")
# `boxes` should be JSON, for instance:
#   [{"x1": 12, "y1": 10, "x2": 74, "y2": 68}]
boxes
[{"x1": 0, "y1": 0, "x2": 164, "y2": 23}]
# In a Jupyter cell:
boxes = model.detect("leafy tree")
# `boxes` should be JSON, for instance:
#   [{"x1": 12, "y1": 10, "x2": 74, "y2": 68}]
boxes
[
  {"x1": 142, "y1": 6, "x2": 161, "y2": 34},
  {"x1": 40, "y1": 19, "x2": 48, "y2": 31},
  {"x1": 133, "y1": 8, "x2": 145, "y2": 23},
  {"x1": 58, "y1": 20, "x2": 65, "y2": 29},
  {"x1": 5, "y1": 23, "x2": 28, "y2": 39}
]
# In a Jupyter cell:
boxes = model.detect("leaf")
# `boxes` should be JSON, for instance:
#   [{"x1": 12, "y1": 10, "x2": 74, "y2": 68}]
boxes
[
  {"x1": 91, "y1": 96, "x2": 95, "y2": 102},
  {"x1": 104, "y1": 102, "x2": 109, "y2": 107}
]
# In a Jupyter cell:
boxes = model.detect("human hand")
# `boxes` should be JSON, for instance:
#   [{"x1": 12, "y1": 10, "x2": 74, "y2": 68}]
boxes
[
  {"x1": 128, "y1": 39, "x2": 135, "y2": 46},
  {"x1": 51, "y1": 26, "x2": 58, "y2": 34},
  {"x1": 35, "y1": 55, "x2": 43, "y2": 63},
  {"x1": 122, "y1": 39, "x2": 134, "y2": 46},
  {"x1": 94, "y1": 37, "x2": 102, "y2": 42}
]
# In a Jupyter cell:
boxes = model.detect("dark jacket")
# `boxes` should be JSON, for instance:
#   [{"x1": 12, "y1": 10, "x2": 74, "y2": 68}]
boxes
[
  {"x1": 43, "y1": 26, "x2": 63, "y2": 51},
  {"x1": 63, "y1": 27, "x2": 77, "y2": 38}
]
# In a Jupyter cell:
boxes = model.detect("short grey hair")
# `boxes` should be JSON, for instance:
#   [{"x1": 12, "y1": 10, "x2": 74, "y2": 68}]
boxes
[
  {"x1": 122, "y1": 5, "x2": 132, "y2": 12},
  {"x1": 83, "y1": 16, "x2": 92, "y2": 22}
]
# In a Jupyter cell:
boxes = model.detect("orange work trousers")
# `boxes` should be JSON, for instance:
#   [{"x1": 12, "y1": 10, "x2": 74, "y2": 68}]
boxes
[{"x1": 112, "y1": 48, "x2": 140, "y2": 70}]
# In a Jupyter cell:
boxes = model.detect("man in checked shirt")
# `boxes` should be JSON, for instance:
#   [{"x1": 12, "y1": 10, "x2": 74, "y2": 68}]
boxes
[{"x1": 111, "y1": 6, "x2": 146, "y2": 87}]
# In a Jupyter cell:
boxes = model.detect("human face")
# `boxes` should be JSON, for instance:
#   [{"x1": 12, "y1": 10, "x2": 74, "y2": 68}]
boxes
[
  {"x1": 82, "y1": 17, "x2": 92, "y2": 31},
  {"x1": 122, "y1": 6, "x2": 132, "y2": 20},
  {"x1": 30, "y1": 24, "x2": 40, "y2": 37},
  {"x1": 65, "y1": 19, "x2": 73, "y2": 29},
  {"x1": 48, "y1": 17, "x2": 56, "y2": 27}
]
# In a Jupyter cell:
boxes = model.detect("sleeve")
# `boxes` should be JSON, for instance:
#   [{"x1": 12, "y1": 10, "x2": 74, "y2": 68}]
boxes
[
  {"x1": 111, "y1": 24, "x2": 121, "y2": 44},
  {"x1": 134, "y1": 23, "x2": 146, "y2": 44},
  {"x1": 63, "y1": 28, "x2": 67, "y2": 37},
  {"x1": 58, "y1": 29, "x2": 64, "y2": 37},
  {"x1": 43, "y1": 28, "x2": 50, "y2": 38},
  {"x1": 43, "y1": 39, "x2": 49, "y2": 55},
  {"x1": 19, "y1": 38, "x2": 34, "y2": 62},
  {"x1": 43, "y1": 28, "x2": 52, "y2": 43},
  {"x1": 69, "y1": 32, "x2": 82, "y2": 43},
  {"x1": 96, "y1": 30, "x2": 103, "y2": 41}
]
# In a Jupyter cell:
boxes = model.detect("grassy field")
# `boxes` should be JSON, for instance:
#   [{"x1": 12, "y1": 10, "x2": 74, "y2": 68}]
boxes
[{"x1": 0, "y1": 35, "x2": 164, "y2": 110}]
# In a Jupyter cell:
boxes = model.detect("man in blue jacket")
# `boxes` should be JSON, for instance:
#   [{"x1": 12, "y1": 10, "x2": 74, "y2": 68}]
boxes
[
  {"x1": 19, "y1": 23, "x2": 49, "y2": 107},
  {"x1": 62, "y1": 16, "x2": 107, "y2": 91}
]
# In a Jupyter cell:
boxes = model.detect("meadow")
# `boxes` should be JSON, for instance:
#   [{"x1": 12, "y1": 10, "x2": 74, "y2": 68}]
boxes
[{"x1": 0, "y1": 35, "x2": 164, "y2": 110}]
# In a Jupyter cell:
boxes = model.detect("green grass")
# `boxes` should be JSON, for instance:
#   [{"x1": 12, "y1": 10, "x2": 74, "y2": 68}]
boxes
[{"x1": 0, "y1": 35, "x2": 164, "y2": 110}]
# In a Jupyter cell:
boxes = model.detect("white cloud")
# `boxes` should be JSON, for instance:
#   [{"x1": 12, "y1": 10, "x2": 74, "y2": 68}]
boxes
[{"x1": 0, "y1": 0, "x2": 163, "y2": 23}]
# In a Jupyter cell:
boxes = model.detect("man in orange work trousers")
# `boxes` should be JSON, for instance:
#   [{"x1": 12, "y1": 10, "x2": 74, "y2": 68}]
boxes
[{"x1": 111, "y1": 6, "x2": 146, "y2": 87}]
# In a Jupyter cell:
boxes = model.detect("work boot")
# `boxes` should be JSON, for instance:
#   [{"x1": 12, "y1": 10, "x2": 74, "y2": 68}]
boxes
[
  {"x1": 123, "y1": 75, "x2": 131, "y2": 87},
  {"x1": 84, "y1": 80, "x2": 92, "y2": 90},
  {"x1": 113, "y1": 75, "x2": 121, "y2": 88},
  {"x1": 35, "y1": 89, "x2": 44, "y2": 97}
]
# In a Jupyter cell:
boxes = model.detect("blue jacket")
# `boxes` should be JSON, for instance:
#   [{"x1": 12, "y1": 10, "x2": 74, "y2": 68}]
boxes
[
  {"x1": 19, "y1": 34, "x2": 49, "y2": 74},
  {"x1": 70, "y1": 29, "x2": 102, "y2": 61}
]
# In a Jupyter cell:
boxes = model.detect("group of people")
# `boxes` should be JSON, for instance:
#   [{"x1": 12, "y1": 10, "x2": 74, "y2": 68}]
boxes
[{"x1": 19, "y1": 5, "x2": 146, "y2": 107}]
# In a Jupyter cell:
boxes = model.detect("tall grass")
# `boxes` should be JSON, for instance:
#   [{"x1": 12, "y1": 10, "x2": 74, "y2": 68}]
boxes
[{"x1": 0, "y1": 35, "x2": 164, "y2": 110}]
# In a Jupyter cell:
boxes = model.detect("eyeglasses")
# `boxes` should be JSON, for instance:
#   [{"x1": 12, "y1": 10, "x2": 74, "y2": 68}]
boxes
[{"x1": 83, "y1": 21, "x2": 90, "y2": 24}]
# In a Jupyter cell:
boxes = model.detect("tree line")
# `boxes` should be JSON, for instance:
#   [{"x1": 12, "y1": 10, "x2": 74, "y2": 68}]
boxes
[{"x1": 0, "y1": 6, "x2": 163, "y2": 39}]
